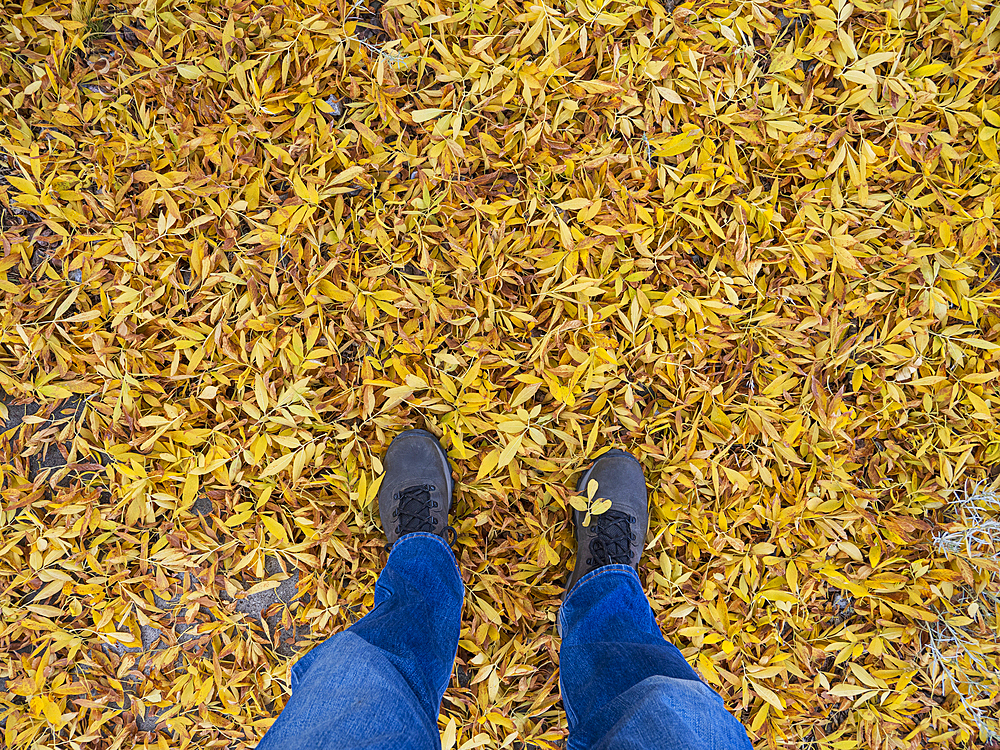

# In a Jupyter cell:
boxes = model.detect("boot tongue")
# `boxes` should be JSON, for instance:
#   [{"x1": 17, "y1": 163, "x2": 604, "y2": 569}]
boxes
[
  {"x1": 586, "y1": 510, "x2": 636, "y2": 566},
  {"x1": 394, "y1": 484, "x2": 438, "y2": 536}
]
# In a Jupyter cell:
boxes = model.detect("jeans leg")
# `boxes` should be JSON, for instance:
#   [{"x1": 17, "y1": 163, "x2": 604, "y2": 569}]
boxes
[
  {"x1": 558, "y1": 565, "x2": 753, "y2": 750},
  {"x1": 256, "y1": 532, "x2": 463, "y2": 750}
]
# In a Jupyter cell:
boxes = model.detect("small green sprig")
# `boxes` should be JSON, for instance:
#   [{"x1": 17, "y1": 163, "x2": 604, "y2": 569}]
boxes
[{"x1": 569, "y1": 479, "x2": 613, "y2": 527}]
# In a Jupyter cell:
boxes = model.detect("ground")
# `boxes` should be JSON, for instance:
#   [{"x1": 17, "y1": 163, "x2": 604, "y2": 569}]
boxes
[{"x1": 1, "y1": 0, "x2": 1000, "y2": 748}]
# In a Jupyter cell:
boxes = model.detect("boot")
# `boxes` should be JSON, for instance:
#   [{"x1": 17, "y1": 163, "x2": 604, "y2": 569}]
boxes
[
  {"x1": 378, "y1": 429, "x2": 456, "y2": 550},
  {"x1": 565, "y1": 448, "x2": 649, "y2": 593}
]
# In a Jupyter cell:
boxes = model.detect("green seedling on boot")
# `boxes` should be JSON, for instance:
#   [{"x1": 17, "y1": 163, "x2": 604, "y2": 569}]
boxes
[{"x1": 569, "y1": 479, "x2": 613, "y2": 527}]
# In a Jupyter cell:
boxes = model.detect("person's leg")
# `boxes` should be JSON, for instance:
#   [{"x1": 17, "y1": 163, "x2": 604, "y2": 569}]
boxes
[
  {"x1": 558, "y1": 450, "x2": 753, "y2": 750},
  {"x1": 256, "y1": 532, "x2": 462, "y2": 750},
  {"x1": 257, "y1": 429, "x2": 462, "y2": 750},
  {"x1": 559, "y1": 565, "x2": 751, "y2": 750}
]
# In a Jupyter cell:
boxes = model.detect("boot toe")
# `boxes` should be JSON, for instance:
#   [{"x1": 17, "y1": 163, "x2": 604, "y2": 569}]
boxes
[
  {"x1": 384, "y1": 429, "x2": 448, "y2": 472},
  {"x1": 577, "y1": 449, "x2": 647, "y2": 507}
]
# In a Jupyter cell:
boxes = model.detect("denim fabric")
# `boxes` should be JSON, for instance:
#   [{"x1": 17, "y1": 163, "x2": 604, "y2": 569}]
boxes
[
  {"x1": 255, "y1": 532, "x2": 463, "y2": 750},
  {"x1": 559, "y1": 565, "x2": 754, "y2": 750},
  {"x1": 256, "y1": 538, "x2": 752, "y2": 750}
]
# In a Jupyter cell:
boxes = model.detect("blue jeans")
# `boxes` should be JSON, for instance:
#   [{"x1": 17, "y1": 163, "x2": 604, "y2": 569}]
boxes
[{"x1": 256, "y1": 533, "x2": 753, "y2": 750}]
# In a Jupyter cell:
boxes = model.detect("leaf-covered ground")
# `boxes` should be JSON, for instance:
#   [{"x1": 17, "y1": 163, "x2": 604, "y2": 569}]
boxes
[{"x1": 2, "y1": 0, "x2": 1000, "y2": 747}]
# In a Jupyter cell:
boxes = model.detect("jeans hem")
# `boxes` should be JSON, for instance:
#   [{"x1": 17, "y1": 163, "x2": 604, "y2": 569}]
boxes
[
  {"x1": 558, "y1": 564, "x2": 639, "y2": 634},
  {"x1": 389, "y1": 531, "x2": 462, "y2": 581}
]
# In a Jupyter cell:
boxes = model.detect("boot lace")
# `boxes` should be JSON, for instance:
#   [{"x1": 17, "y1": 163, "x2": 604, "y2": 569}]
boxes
[
  {"x1": 393, "y1": 484, "x2": 439, "y2": 535},
  {"x1": 386, "y1": 484, "x2": 457, "y2": 552},
  {"x1": 586, "y1": 509, "x2": 637, "y2": 567}
]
